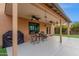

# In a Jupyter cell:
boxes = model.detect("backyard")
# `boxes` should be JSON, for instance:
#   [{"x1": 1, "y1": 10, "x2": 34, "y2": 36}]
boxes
[
  {"x1": 63, "y1": 35, "x2": 79, "y2": 38},
  {"x1": 55, "y1": 34, "x2": 79, "y2": 38}
]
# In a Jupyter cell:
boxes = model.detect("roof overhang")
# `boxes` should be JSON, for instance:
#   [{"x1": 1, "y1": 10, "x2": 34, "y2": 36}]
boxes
[
  {"x1": 46, "y1": 3, "x2": 71, "y2": 23},
  {"x1": 5, "y1": 3, "x2": 71, "y2": 24}
]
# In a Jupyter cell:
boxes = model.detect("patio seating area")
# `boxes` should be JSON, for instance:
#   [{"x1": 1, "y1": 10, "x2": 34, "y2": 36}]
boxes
[
  {"x1": 6, "y1": 36, "x2": 79, "y2": 56},
  {"x1": 30, "y1": 31, "x2": 48, "y2": 43}
]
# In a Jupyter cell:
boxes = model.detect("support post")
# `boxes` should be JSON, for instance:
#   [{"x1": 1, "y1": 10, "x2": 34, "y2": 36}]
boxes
[
  {"x1": 12, "y1": 3, "x2": 18, "y2": 56},
  {"x1": 51, "y1": 24, "x2": 55, "y2": 35},
  {"x1": 60, "y1": 19, "x2": 62, "y2": 43},
  {"x1": 67, "y1": 23, "x2": 71, "y2": 36}
]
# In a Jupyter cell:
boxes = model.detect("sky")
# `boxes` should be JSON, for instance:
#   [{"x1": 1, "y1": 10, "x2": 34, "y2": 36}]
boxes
[{"x1": 59, "y1": 3, "x2": 79, "y2": 23}]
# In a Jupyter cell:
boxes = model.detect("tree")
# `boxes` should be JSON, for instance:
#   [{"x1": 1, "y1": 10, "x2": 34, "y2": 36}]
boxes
[
  {"x1": 71, "y1": 22, "x2": 79, "y2": 29},
  {"x1": 71, "y1": 22, "x2": 79, "y2": 34},
  {"x1": 55, "y1": 25, "x2": 68, "y2": 34}
]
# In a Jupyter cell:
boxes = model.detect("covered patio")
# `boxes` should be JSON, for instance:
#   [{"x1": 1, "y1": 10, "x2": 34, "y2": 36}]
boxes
[{"x1": 4, "y1": 3, "x2": 71, "y2": 56}]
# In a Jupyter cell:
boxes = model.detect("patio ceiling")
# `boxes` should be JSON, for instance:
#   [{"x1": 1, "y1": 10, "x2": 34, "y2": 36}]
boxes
[
  {"x1": 5, "y1": 3, "x2": 67, "y2": 24},
  {"x1": 5, "y1": 4, "x2": 55, "y2": 23}
]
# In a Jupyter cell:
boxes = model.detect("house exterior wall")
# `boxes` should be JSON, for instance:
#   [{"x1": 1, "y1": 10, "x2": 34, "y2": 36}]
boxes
[
  {"x1": 18, "y1": 18, "x2": 29, "y2": 42},
  {"x1": 0, "y1": 4, "x2": 12, "y2": 47}
]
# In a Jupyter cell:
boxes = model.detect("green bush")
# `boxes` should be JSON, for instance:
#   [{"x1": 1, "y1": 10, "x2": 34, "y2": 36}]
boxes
[
  {"x1": 55, "y1": 22, "x2": 79, "y2": 35},
  {"x1": 55, "y1": 25, "x2": 68, "y2": 34},
  {"x1": 71, "y1": 22, "x2": 79, "y2": 34},
  {"x1": 0, "y1": 48, "x2": 7, "y2": 56}
]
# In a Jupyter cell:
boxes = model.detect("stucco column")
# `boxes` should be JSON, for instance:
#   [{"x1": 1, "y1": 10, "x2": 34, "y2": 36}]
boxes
[
  {"x1": 60, "y1": 19, "x2": 62, "y2": 43},
  {"x1": 51, "y1": 24, "x2": 55, "y2": 35},
  {"x1": 67, "y1": 23, "x2": 71, "y2": 36},
  {"x1": 12, "y1": 3, "x2": 18, "y2": 56}
]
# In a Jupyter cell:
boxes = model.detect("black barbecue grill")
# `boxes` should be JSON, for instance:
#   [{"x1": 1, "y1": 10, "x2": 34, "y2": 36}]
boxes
[{"x1": 3, "y1": 31, "x2": 24, "y2": 48}]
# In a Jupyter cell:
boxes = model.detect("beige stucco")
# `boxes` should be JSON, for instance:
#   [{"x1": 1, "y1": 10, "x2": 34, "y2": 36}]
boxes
[{"x1": 0, "y1": 4, "x2": 12, "y2": 47}]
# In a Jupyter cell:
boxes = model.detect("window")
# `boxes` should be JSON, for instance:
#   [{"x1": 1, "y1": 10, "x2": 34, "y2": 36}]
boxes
[{"x1": 29, "y1": 22, "x2": 40, "y2": 34}]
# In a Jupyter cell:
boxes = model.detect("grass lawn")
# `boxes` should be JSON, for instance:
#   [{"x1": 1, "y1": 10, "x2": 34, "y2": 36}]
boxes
[
  {"x1": 0, "y1": 48, "x2": 7, "y2": 56},
  {"x1": 55, "y1": 34, "x2": 79, "y2": 38}
]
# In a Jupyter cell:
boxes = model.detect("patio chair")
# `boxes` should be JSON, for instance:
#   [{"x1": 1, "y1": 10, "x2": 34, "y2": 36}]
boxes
[
  {"x1": 35, "y1": 33, "x2": 41, "y2": 43},
  {"x1": 39, "y1": 31, "x2": 48, "y2": 41},
  {"x1": 30, "y1": 32, "x2": 37, "y2": 43}
]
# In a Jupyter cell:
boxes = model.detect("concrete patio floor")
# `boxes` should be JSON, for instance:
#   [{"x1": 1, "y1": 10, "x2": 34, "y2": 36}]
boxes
[{"x1": 6, "y1": 36, "x2": 79, "y2": 56}]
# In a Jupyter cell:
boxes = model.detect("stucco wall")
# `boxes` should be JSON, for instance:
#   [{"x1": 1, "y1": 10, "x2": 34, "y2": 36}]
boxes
[
  {"x1": 40, "y1": 22, "x2": 46, "y2": 33},
  {"x1": 18, "y1": 18, "x2": 29, "y2": 42},
  {"x1": 0, "y1": 4, "x2": 12, "y2": 47}
]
